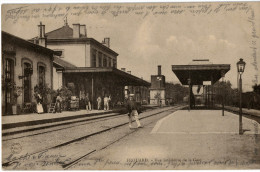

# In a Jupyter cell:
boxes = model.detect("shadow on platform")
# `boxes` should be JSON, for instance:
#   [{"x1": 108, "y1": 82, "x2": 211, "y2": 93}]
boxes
[{"x1": 181, "y1": 105, "x2": 220, "y2": 110}]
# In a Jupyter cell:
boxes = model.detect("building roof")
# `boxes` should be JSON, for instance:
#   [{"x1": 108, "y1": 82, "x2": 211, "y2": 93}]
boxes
[
  {"x1": 53, "y1": 56, "x2": 77, "y2": 69},
  {"x1": 2, "y1": 31, "x2": 60, "y2": 56},
  {"x1": 172, "y1": 64, "x2": 230, "y2": 85},
  {"x1": 29, "y1": 24, "x2": 118, "y2": 56},
  {"x1": 45, "y1": 25, "x2": 73, "y2": 39},
  {"x1": 60, "y1": 67, "x2": 150, "y2": 87},
  {"x1": 188, "y1": 59, "x2": 213, "y2": 65}
]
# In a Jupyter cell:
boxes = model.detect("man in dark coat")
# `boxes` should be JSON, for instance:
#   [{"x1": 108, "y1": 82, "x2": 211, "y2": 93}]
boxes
[{"x1": 126, "y1": 94, "x2": 142, "y2": 129}]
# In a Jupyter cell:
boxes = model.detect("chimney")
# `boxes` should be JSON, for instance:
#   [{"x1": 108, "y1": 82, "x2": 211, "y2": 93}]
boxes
[
  {"x1": 38, "y1": 22, "x2": 47, "y2": 47},
  {"x1": 64, "y1": 17, "x2": 68, "y2": 26},
  {"x1": 121, "y1": 68, "x2": 126, "y2": 72},
  {"x1": 127, "y1": 71, "x2": 131, "y2": 74},
  {"x1": 102, "y1": 38, "x2": 110, "y2": 48},
  {"x1": 80, "y1": 25, "x2": 86, "y2": 37},
  {"x1": 38, "y1": 22, "x2": 43, "y2": 38},
  {"x1": 158, "y1": 65, "x2": 161, "y2": 75},
  {"x1": 73, "y1": 24, "x2": 80, "y2": 38}
]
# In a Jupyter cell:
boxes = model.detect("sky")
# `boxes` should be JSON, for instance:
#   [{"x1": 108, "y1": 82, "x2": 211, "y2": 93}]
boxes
[{"x1": 1, "y1": 1, "x2": 260, "y2": 92}]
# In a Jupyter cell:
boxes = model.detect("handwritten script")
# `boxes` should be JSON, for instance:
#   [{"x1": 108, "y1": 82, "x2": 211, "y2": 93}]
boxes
[
  {"x1": 75, "y1": 157, "x2": 259, "y2": 169},
  {"x1": 5, "y1": 150, "x2": 71, "y2": 170},
  {"x1": 248, "y1": 9, "x2": 259, "y2": 85},
  {"x1": 4, "y1": 3, "x2": 251, "y2": 24},
  {"x1": 3, "y1": 2, "x2": 258, "y2": 77}
]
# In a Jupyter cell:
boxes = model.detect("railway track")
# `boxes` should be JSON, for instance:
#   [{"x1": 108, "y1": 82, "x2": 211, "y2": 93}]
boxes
[
  {"x1": 2, "y1": 105, "x2": 186, "y2": 169},
  {"x1": 2, "y1": 107, "x2": 158, "y2": 140},
  {"x1": 221, "y1": 107, "x2": 260, "y2": 124},
  {"x1": 3, "y1": 112, "x2": 131, "y2": 141},
  {"x1": 64, "y1": 105, "x2": 185, "y2": 169}
]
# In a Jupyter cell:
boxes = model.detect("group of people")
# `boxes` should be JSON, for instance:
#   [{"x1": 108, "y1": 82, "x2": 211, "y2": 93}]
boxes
[
  {"x1": 85, "y1": 93, "x2": 143, "y2": 129},
  {"x1": 35, "y1": 93, "x2": 63, "y2": 114},
  {"x1": 85, "y1": 93, "x2": 142, "y2": 129},
  {"x1": 35, "y1": 92, "x2": 143, "y2": 130},
  {"x1": 85, "y1": 95, "x2": 111, "y2": 111}
]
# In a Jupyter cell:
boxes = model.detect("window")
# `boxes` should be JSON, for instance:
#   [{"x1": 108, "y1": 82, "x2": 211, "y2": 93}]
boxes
[
  {"x1": 38, "y1": 66, "x2": 45, "y2": 86},
  {"x1": 113, "y1": 59, "x2": 117, "y2": 68},
  {"x1": 108, "y1": 57, "x2": 111, "y2": 67},
  {"x1": 98, "y1": 52, "x2": 102, "y2": 67},
  {"x1": 5, "y1": 59, "x2": 14, "y2": 104},
  {"x1": 92, "y1": 49, "x2": 96, "y2": 67},
  {"x1": 5, "y1": 59, "x2": 14, "y2": 83},
  {"x1": 54, "y1": 49, "x2": 65, "y2": 58},
  {"x1": 103, "y1": 55, "x2": 107, "y2": 67},
  {"x1": 24, "y1": 62, "x2": 32, "y2": 103}
]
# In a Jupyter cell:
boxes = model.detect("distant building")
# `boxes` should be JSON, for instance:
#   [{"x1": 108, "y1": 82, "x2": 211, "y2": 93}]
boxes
[
  {"x1": 150, "y1": 65, "x2": 166, "y2": 105},
  {"x1": 2, "y1": 31, "x2": 59, "y2": 115},
  {"x1": 122, "y1": 69, "x2": 149, "y2": 104}
]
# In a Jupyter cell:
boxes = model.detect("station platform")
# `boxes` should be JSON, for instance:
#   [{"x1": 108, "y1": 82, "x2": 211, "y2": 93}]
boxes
[
  {"x1": 151, "y1": 110, "x2": 260, "y2": 135},
  {"x1": 2, "y1": 108, "x2": 126, "y2": 130},
  {"x1": 77, "y1": 109, "x2": 260, "y2": 170}
]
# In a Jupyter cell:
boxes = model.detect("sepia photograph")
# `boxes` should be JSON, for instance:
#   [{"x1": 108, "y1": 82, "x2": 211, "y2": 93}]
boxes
[{"x1": 1, "y1": 0, "x2": 260, "y2": 170}]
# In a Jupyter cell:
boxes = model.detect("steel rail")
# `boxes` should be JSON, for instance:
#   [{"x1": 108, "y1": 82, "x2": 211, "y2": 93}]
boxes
[{"x1": 2, "y1": 105, "x2": 185, "y2": 168}]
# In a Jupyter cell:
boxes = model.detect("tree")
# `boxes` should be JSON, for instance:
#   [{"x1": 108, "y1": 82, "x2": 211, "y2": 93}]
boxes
[
  {"x1": 253, "y1": 84, "x2": 260, "y2": 94},
  {"x1": 165, "y1": 82, "x2": 189, "y2": 103},
  {"x1": 214, "y1": 81, "x2": 239, "y2": 106},
  {"x1": 248, "y1": 84, "x2": 260, "y2": 109},
  {"x1": 154, "y1": 92, "x2": 161, "y2": 106}
]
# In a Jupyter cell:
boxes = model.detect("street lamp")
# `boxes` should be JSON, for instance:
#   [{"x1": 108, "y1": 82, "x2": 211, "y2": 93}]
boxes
[
  {"x1": 221, "y1": 70, "x2": 225, "y2": 116},
  {"x1": 188, "y1": 78, "x2": 191, "y2": 111},
  {"x1": 236, "y1": 58, "x2": 246, "y2": 135}
]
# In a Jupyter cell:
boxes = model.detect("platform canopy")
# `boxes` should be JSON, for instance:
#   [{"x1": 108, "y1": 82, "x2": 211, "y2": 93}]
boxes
[
  {"x1": 61, "y1": 67, "x2": 150, "y2": 87},
  {"x1": 172, "y1": 59, "x2": 230, "y2": 85}
]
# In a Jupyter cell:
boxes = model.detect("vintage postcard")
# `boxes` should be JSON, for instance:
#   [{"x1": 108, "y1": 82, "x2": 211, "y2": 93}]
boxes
[{"x1": 1, "y1": 1, "x2": 260, "y2": 170}]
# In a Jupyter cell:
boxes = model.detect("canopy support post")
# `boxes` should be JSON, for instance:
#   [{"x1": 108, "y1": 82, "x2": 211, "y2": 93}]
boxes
[
  {"x1": 188, "y1": 72, "x2": 191, "y2": 111},
  {"x1": 91, "y1": 73, "x2": 94, "y2": 110},
  {"x1": 211, "y1": 74, "x2": 214, "y2": 108}
]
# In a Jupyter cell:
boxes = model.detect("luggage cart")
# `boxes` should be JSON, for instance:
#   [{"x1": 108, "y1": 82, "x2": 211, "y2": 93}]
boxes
[{"x1": 70, "y1": 96, "x2": 79, "y2": 111}]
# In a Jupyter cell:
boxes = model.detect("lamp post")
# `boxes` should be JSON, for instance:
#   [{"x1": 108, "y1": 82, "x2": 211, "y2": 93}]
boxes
[
  {"x1": 188, "y1": 78, "x2": 191, "y2": 111},
  {"x1": 221, "y1": 70, "x2": 225, "y2": 116},
  {"x1": 236, "y1": 58, "x2": 246, "y2": 135}
]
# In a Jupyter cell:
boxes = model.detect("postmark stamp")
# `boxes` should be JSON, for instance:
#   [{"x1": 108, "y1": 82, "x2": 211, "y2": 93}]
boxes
[{"x1": 11, "y1": 143, "x2": 22, "y2": 154}]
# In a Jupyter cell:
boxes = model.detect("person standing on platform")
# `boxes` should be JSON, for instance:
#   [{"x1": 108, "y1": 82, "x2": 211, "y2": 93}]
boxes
[
  {"x1": 97, "y1": 96, "x2": 102, "y2": 110},
  {"x1": 108, "y1": 95, "x2": 111, "y2": 109},
  {"x1": 85, "y1": 94, "x2": 91, "y2": 111},
  {"x1": 104, "y1": 95, "x2": 109, "y2": 111},
  {"x1": 36, "y1": 93, "x2": 44, "y2": 114},
  {"x1": 56, "y1": 93, "x2": 62, "y2": 113},
  {"x1": 126, "y1": 94, "x2": 142, "y2": 129}
]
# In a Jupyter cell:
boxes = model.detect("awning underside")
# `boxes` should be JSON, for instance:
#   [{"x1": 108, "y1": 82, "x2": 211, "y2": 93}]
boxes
[
  {"x1": 62, "y1": 67, "x2": 150, "y2": 87},
  {"x1": 172, "y1": 64, "x2": 230, "y2": 85}
]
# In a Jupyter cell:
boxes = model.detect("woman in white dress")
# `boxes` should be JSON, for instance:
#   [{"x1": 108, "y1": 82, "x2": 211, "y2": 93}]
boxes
[{"x1": 36, "y1": 93, "x2": 44, "y2": 114}]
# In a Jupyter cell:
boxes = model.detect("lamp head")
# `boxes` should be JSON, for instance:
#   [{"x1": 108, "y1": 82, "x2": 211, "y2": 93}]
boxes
[{"x1": 237, "y1": 58, "x2": 246, "y2": 74}]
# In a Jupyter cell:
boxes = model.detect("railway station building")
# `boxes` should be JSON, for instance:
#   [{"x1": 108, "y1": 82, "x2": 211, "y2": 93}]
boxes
[
  {"x1": 2, "y1": 31, "x2": 60, "y2": 115},
  {"x1": 29, "y1": 21, "x2": 150, "y2": 109},
  {"x1": 172, "y1": 59, "x2": 230, "y2": 109}
]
